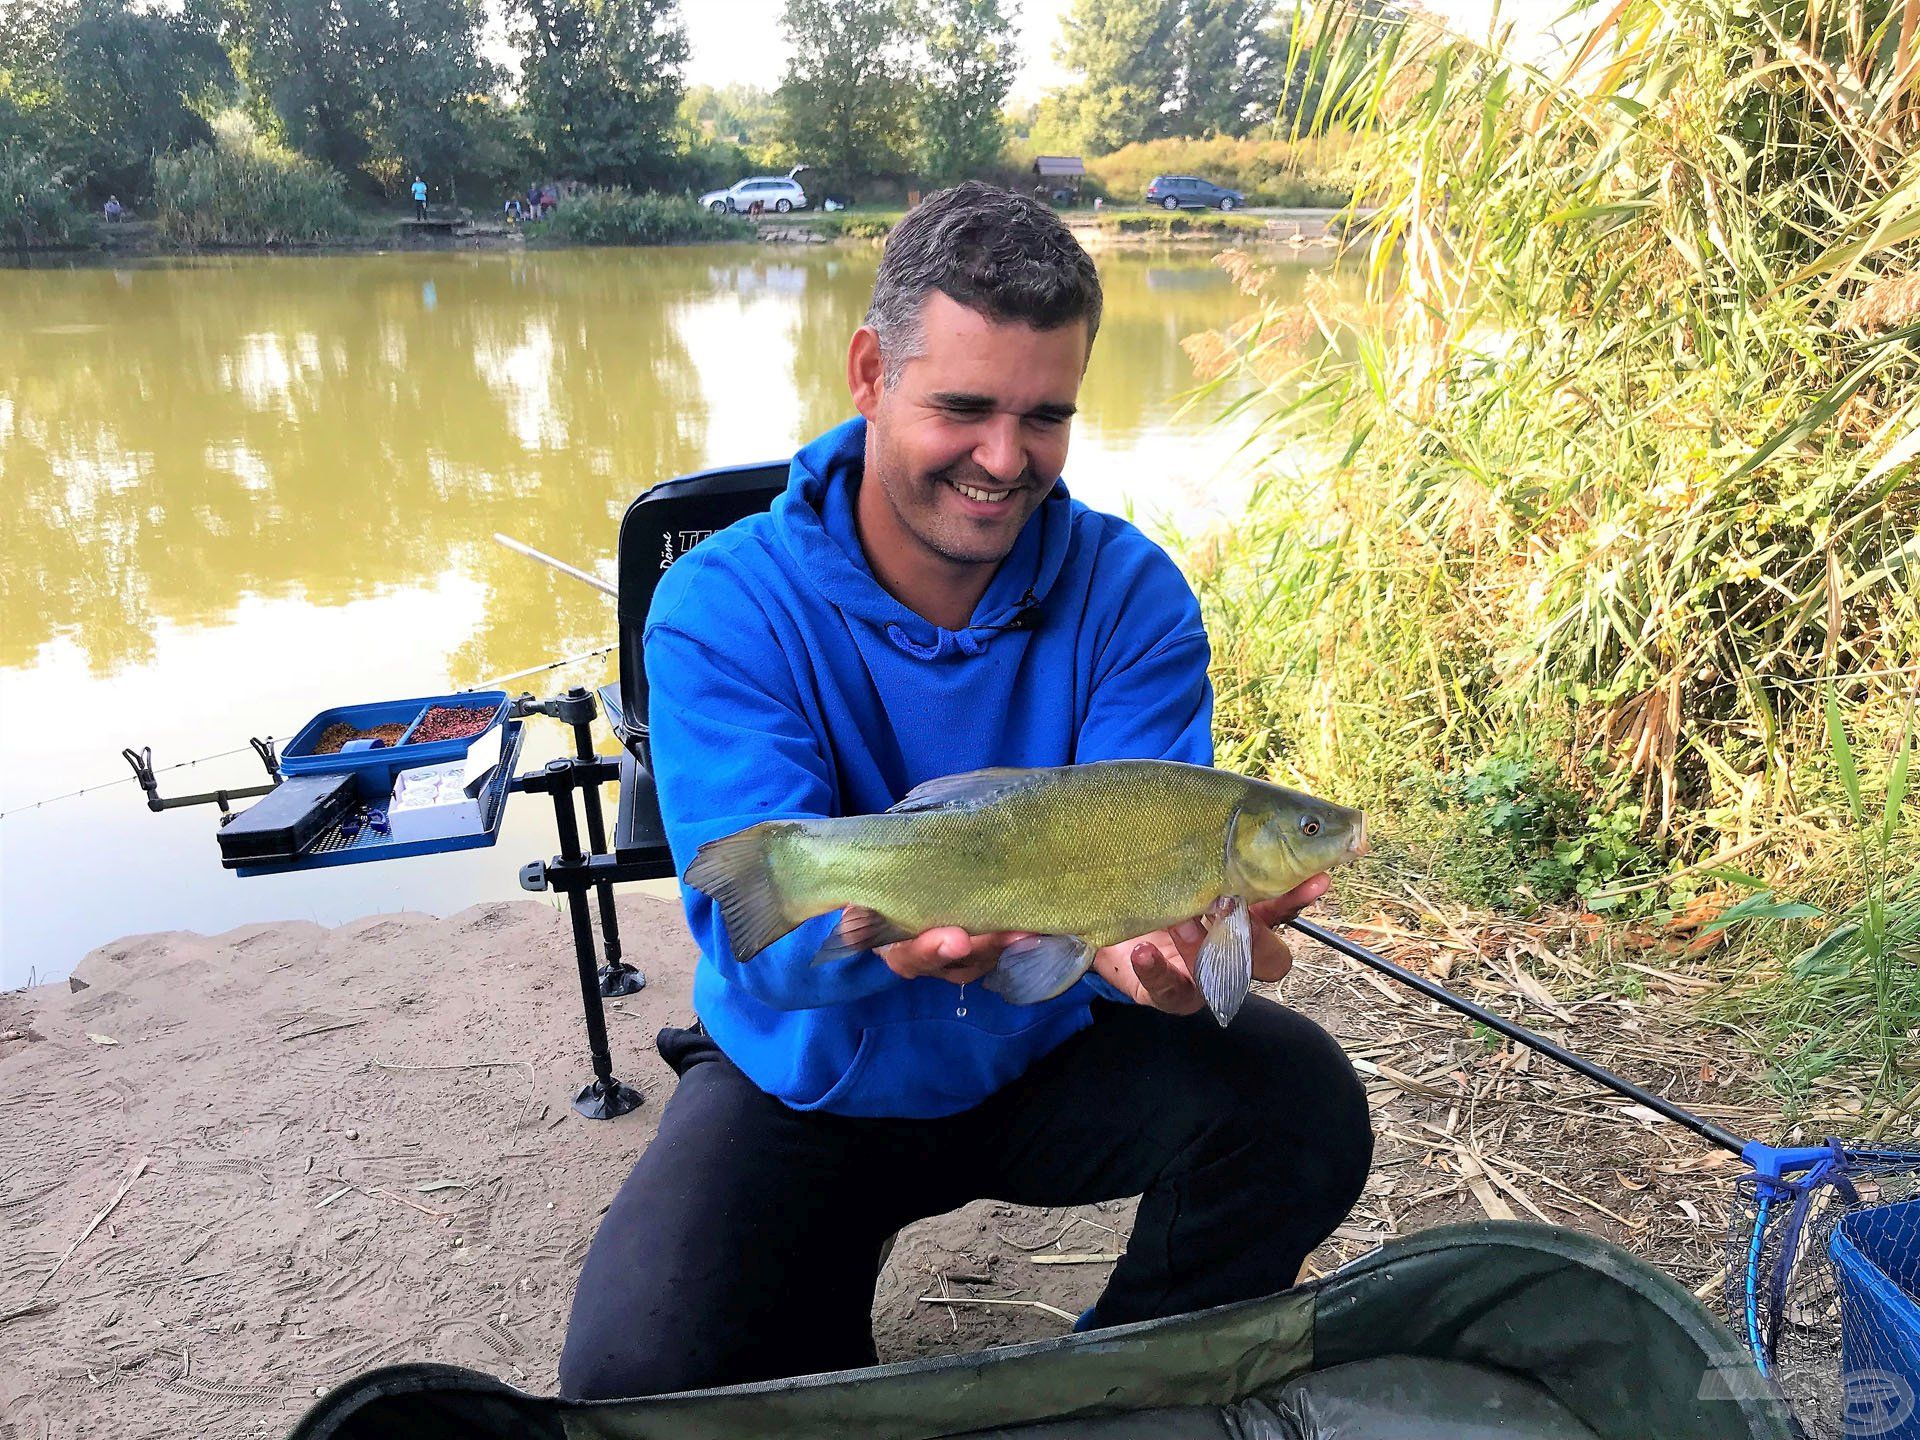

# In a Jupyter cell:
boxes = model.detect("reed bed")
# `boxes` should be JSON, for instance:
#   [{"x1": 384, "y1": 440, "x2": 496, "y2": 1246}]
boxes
[
  {"x1": 153, "y1": 114, "x2": 357, "y2": 247},
  {"x1": 1084, "y1": 135, "x2": 1357, "y2": 207},
  {"x1": 1194, "y1": 0, "x2": 1920, "y2": 1098}
]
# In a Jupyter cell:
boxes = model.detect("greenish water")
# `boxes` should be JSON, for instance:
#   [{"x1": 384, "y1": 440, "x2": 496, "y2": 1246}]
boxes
[{"x1": 0, "y1": 243, "x2": 1346, "y2": 987}]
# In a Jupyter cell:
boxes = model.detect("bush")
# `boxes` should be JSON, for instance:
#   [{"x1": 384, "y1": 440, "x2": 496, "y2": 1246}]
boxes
[
  {"x1": 807, "y1": 213, "x2": 895, "y2": 240},
  {"x1": 154, "y1": 113, "x2": 356, "y2": 246},
  {"x1": 535, "y1": 189, "x2": 750, "y2": 245},
  {"x1": 0, "y1": 144, "x2": 93, "y2": 248},
  {"x1": 1083, "y1": 135, "x2": 1356, "y2": 207}
]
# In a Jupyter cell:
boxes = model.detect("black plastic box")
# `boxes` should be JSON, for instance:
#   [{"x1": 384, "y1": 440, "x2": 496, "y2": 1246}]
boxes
[{"x1": 217, "y1": 773, "x2": 359, "y2": 867}]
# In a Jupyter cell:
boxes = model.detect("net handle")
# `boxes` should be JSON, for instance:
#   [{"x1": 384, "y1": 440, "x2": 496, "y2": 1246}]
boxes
[{"x1": 1286, "y1": 917, "x2": 1750, "y2": 1155}]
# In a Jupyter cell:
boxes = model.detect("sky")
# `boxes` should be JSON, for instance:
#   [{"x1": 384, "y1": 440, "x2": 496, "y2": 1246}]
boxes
[{"x1": 679, "y1": 1, "x2": 1574, "y2": 104}]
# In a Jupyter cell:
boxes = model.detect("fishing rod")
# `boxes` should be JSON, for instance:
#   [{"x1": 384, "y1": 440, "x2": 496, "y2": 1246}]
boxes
[
  {"x1": 493, "y1": 533, "x2": 617, "y2": 598},
  {"x1": 1284, "y1": 916, "x2": 1746, "y2": 1152}
]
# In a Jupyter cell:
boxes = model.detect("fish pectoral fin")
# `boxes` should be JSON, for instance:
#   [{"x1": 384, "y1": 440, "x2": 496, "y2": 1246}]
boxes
[
  {"x1": 811, "y1": 906, "x2": 915, "y2": 967},
  {"x1": 981, "y1": 934, "x2": 1096, "y2": 1005},
  {"x1": 1195, "y1": 895, "x2": 1253, "y2": 1028}
]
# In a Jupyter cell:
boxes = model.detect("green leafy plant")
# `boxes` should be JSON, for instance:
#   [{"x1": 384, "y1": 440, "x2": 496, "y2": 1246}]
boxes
[
  {"x1": 1702, "y1": 690, "x2": 1916, "y2": 1096},
  {"x1": 1426, "y1": 744, "x2": 1654, "y2": 913}
]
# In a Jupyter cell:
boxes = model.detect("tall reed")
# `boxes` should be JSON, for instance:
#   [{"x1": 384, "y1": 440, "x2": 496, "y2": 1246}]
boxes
[
  {"x1": 1198, "y1": 0, "x2": 1919, "y2": 854},
  {"x1": 533, "y1": 189, "x2": 749, "y2": 246},
  {"x1": 1, "y1": 144, "x2": 91, "y2": 248},
  {"x1": 1194, "y1": 0, "x2": 1920, "y2": 1088},
  {"x1": 153, "y1": 113, "x2": 357, "y2": 247}
]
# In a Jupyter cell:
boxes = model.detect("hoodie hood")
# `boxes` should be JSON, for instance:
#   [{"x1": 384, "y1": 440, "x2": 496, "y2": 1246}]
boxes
[{"x1": 774, "y1": 416, "x2": 1075, "y2": 662}]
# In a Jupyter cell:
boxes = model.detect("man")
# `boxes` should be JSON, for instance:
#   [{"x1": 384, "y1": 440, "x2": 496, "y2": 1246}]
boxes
[
  {"x1": 559, "y1": 182, "x2": 1372, "y2": 1401},
  {"x1": 411, "y1": 175, "x2": 427, "y2": 220}
]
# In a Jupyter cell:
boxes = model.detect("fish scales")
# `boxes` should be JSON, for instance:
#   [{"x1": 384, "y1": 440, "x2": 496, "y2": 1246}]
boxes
[{"x1": 774, "y1": 762, "x2": 1243, "y2": 947}]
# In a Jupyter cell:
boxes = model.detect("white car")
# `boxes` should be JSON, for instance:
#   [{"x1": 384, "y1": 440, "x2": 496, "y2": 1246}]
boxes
[{"x1": 699, "y1": 176, "x2": 808, "y2": 215}]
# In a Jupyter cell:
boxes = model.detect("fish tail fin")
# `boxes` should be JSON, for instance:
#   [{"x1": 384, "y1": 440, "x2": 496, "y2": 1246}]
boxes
[{"x1": 684, "y1": 822, "x2": 809, "y2": 961}]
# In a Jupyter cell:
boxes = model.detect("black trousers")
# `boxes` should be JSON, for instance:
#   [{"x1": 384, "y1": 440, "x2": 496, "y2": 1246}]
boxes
[{"x1": 558, "y1": 996, "x2": 1373, "y2": 1401}]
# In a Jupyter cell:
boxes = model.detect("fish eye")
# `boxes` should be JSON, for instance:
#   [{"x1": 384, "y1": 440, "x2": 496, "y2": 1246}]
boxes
[{"x1": 1300, "y1": 817, "x2": 1321, "y2": 837}]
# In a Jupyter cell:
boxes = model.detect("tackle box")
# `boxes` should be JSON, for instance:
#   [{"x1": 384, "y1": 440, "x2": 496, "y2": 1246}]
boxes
[
  {"x1": 277, "y1": 691, "x2": 511, "y2": 798},
  {"x1": 215, "y1": 772, "x2": 360, "y2": 866}
]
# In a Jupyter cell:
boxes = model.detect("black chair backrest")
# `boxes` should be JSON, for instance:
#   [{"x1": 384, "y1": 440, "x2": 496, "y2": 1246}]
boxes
[{"x1": 616, "y1": 461, "x2": 788, "y2": 742}]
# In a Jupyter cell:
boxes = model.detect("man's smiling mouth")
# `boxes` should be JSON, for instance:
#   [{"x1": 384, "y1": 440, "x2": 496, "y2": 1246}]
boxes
[{"x1": 950, "y1": 479, "x2": 1016, "y2": 504}]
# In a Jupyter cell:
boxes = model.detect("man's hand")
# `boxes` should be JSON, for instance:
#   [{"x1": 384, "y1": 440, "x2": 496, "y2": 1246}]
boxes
[
  {"x1": 1091, "y1": 872, "x2": 1332, "y2": 1014},
  {"x1": 878, "y1": 928, "x2": 1034, "y2": 985}
]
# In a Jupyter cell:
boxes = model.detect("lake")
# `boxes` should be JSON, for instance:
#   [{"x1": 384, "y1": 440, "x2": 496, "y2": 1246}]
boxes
[{"x1": 0, "y1": 240, "x2": 1345, "y2": 987}]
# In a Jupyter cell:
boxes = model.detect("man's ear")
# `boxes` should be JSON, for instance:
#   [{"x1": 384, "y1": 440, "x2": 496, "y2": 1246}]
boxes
[{"x1": 847, "y1": 325, "x2": 885, "y2": 420}]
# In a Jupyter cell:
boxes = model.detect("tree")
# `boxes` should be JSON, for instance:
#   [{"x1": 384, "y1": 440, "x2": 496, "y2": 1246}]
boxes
[
  {"x1": 1169, "y1": 0, "x2": 1276, "y2": 137},
  {"x1": 512, "y1": 0, "x2": 688, "y2": 187},
  {"x1": 779, "y1": 0, "x2": 916, "y2": 186},
  {"x1": 367, "y1": 0, "x2": 503, "y2": 192},
  {"x1": 229, "y1": 0, "x2": 500, "y2": 189},
  {"x1": 1, "y1": 0, "x2": 233, "y2": 200},
  {"x1": 1045, "y1": 0, "x2": 1303, "y2": 150},
  {"x1": 1049, "y1": 0, "x2": 1181, "y2": 153},
  {"x1": 915, "y1": 0, "x2": 1018, "y2": 181},
  {"x1": 225, "y1": 0, "x2": 383, "y2": 175}
]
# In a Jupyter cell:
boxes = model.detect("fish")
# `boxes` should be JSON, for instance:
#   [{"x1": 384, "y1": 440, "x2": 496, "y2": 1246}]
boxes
[{"x1": 682, "y1": 759, "x2": 1367, "y2": 1026}]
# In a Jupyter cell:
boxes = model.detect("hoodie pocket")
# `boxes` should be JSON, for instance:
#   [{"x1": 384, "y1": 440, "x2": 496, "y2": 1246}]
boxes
[{"x1": 807, "y1": 1005, "x2": 1092, "y2": 1119}]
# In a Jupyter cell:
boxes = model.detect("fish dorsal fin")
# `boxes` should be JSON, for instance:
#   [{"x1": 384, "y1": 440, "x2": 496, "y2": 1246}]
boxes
[{"x1": 885, "y1": 766, "x2": 1046, "y2": 814}]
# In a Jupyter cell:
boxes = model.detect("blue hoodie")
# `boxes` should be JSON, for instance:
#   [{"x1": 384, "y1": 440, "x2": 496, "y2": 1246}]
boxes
[{"x1": 645, "y1": 416, "x2": 1214, "y2": 1118}]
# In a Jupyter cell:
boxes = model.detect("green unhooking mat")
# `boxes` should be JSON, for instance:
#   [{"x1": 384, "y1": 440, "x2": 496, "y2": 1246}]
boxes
[{"x1": 287, "y1": 1223, "x2": 1799, "y2": 1440}]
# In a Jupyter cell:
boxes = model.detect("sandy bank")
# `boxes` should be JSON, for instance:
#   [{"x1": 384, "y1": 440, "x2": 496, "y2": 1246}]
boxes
[{"x1": 0, "y1": 897, "x2": 1137, "y2": 1439}]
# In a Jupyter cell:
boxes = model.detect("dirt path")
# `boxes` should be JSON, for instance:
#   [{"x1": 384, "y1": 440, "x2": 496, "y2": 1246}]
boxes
[{"x1": 0, "y1": 894, "x2": 1813, "y2": 1438}]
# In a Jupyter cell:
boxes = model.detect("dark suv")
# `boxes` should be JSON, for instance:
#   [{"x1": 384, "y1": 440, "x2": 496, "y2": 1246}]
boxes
[{"x1": 1143, "y1": 175, "x2": 1245, "y2": 211}]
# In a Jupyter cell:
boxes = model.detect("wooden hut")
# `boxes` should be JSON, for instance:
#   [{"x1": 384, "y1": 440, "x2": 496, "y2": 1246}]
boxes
[{"x1": 1031, "y1": 155, "x2": 1087, "y2": 206}]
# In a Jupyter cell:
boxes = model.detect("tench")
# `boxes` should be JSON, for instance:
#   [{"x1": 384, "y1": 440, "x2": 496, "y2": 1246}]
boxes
[{"x1": 684, "y1": 759, "x2": 1366, "y2": 1026}]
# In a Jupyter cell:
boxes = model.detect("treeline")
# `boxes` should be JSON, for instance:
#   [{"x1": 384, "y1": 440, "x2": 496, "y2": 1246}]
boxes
[{"x1": 0, "y1": 0, "x2": 1378, "y2": 246}]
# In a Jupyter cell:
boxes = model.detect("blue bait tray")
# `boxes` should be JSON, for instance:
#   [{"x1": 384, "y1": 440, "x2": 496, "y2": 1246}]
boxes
[
  {"x1": 278, "y1": 691, "x2": 511, "y2": 799},
  {"x1": 233, "y1": 719, "x2": 525, "y2": 876}
]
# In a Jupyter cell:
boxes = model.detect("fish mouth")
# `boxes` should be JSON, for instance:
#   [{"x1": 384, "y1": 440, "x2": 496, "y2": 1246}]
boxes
[{"x1": 1347, "y1": 816, "x2": 1369, "y2": 860}]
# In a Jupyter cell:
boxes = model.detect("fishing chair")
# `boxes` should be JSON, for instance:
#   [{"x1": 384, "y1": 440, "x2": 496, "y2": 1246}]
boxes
[
  {"x1": 521, "y1": 460, "x2": 787, "y2": 1119},
  {"x1": 603, "y1": 460, "x2": 788, "y2": 863}
]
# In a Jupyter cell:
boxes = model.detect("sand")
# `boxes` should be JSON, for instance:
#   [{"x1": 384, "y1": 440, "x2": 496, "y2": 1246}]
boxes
[
  {"x1": 0, "y1": 892, "x2": 1773, "y2": 1440},
  {"x1": 0, "y1": 897, "x2": 1150, "y2": 1440}
]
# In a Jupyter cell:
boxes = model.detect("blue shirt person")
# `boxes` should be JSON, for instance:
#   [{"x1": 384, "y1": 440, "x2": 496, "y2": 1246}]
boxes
[
  {"x1": 558, "y1": 182, "x2": 1373, "y2": 1402},
  {"x1": 410, "y1": 176, "x2": 427, "y2": 219}
]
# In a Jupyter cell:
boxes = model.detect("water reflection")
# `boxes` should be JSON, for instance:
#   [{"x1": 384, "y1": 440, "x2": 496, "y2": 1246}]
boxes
[{"x1": 0, "y1": 242, "x2": 1351, "y2": 982}]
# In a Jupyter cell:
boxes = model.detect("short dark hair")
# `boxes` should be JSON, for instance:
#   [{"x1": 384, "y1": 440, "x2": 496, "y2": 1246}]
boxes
[{"x1": 865, "y1": 181, "x2": 1103, "y2": 381}]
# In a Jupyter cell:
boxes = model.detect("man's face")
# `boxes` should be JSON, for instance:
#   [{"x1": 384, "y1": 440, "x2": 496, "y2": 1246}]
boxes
[{"x1": 852, "y1": 291, "x2": 1087, "y2": 569}]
